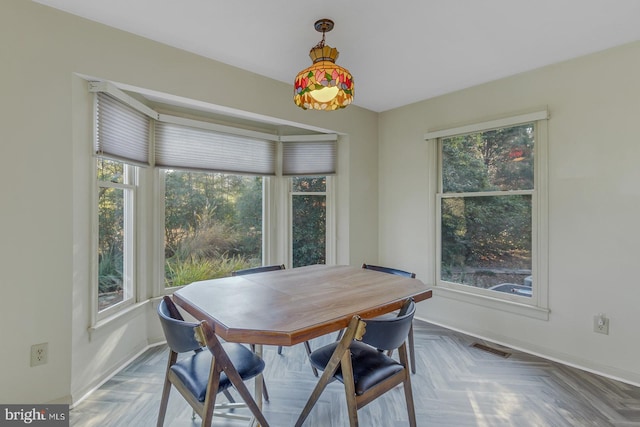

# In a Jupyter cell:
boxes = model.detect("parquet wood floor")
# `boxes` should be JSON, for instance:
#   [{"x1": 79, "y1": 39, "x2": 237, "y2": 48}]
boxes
[{"x1": 70, "y1": 320, "x2": 640, "y2": 426}]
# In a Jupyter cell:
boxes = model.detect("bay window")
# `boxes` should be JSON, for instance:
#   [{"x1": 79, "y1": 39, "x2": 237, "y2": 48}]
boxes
[{"x1": 91, "y1": 81, "x2": 337, "y2": 315}]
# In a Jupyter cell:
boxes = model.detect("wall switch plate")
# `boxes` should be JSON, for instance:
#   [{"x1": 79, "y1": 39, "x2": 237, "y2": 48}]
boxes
[
  {"x1": 31, "y1": 342, "x2": 48, "y2": 366},
  {"x1": 593, "y1": 314, "x2": 609, "y2": 335}
]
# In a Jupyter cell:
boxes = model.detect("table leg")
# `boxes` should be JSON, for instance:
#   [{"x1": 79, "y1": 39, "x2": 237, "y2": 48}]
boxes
[{"x1": 253, "y1": 344, "x2": 263, "y2": 427}]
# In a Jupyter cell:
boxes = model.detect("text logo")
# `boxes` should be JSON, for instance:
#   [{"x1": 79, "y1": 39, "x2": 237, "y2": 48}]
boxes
[{"x1": 1, "y1": 405, "x2": 68, "y2": 426}]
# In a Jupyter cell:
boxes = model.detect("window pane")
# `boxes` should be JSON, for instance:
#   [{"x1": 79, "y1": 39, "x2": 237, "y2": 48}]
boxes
[
  {"x1": 442, "y1": 123, "x2": 534, "y2": 193},
  {"x1": 292, "y1": 176, "x2": 326, "y2": 192},
  {"x1": 164, "y1": 170, "x2": 263, "y2": 287},
  {"x1": 292, "y1": 194, "x2": 326, "y2": 267},
  {"x1": 98, "y1": 186, "x2": 125, "y2": 311},
  {"x1": 97, "y1": 158, "x2": 124, "y2": 184},
  {"x1": 441, "y1": 195, "x2": 532, "y2": 295}
]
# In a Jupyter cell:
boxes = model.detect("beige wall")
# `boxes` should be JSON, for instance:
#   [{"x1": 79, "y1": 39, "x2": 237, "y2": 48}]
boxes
[
  {"x1": 379, "y1": 41, "x2": 640, "y2": 385},
  {"x1": 1, "y1": 0, "x2": 378, "y2": 404},
  {"x1": 3, "y1": 0, "x2": 638, "y2": 406}
]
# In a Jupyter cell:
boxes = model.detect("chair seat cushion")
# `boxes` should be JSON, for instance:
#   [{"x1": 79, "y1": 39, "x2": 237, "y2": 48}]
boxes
[
  {"x1": 309, "y1": 341, "x2": 404, "y2": 395},
  {"x1": 170, "y1": 343, "x2": 265, "y2": 402}
]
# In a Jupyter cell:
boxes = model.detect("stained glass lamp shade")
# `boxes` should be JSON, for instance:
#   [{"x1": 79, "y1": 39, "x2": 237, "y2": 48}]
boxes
[{"x1": 293, "y1": 19, "x2": 354, "y2": 111}]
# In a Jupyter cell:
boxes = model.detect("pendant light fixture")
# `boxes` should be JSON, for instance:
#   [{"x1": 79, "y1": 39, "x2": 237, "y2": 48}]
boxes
[{"x1": 293, "y1": 19, "x2": 354, "y2": 111}]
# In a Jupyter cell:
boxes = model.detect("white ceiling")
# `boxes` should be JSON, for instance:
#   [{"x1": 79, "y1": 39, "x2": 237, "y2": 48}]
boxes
[{"x1": 35, "y1": 0, "x2": 640, "y2": 112}]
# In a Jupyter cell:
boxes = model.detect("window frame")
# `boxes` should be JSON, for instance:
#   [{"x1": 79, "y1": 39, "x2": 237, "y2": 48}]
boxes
[
  {"x1": 155, "y1": 172, "x2": 336, "y2": 294},
  {"x1": 93, "y1": 160, "x2": 138, "y2": 322},
  {"x1": 158, "y1": 168, "x2": 267, "y2": 290},
  {"x1": 287, "y1": 175, "x2": 336, "y2": 268},
  {"x1": 427, "y1": 111, "x2": 549, "y2": 320}
]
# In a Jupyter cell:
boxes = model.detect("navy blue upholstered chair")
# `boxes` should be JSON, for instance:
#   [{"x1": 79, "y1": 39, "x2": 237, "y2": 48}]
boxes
[
  {"x1": 362, "y1": 263, "x2": 418, "y2": 374},
  {"x1": 296, "y1": 299, "x2": 417, "y2": 427},
  {"x1": 232, "y1": 264, "x2": 319, "y2": 377},
  {"x1": 361, "y1": 263, "x2": 416, "y2": 279},
  {"x1": 156, "y1": 296, "x2": 270, "y2": 427}
]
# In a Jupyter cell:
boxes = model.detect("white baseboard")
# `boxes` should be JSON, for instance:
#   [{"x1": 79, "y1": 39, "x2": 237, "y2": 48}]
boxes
[{"x1": 70, "y1": 340, "x2": 166, "y2": 409}]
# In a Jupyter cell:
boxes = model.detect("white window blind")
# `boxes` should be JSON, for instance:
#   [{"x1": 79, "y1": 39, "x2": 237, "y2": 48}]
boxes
[
  {"x1": 92, "y1": 81, "x2": 338, "y2": 176},
  {"x1": 282, "y1": 140, "x2": 337, "y2": 176},
  {"x1": 155, "y1": 122, "x2": 276, "y2": 175},
  {"x1": 95, "y1": 93, "x2": 150, "y2": 166}
]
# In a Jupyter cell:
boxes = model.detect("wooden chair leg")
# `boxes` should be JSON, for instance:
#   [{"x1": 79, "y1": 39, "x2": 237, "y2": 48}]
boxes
[
  {"x1": 340, "y1": 345, "x2": 359, "y2": 427},
  {"x1": 222, "y1": 365, "x2": 270, "y2": 427},
  {"x1": 222, "y1": 389, "x2": 235, "y2": 404},
  {"x1": 201, "y1": 359, "x2": 222, "y2": 427},
  {"x1": 408, "y1": 324, "x2": 416, "y2": 374},
  {"x1": 294, "y1": 361, "x2": 336, "y2": 427},
  {"x1": 277, "y1": 346, "x2": 283, "y2": 355},
  {"x1": 157, "y1": 351, "x2": 177, "y2": 427},
  {"x1": 398, "y1": 343, "x2": 417, "y2": 427},
  {"x1": 403, "y1": 377, "x2": 417, "y2": 427},
  {"x1": 200, "y1": 322, "x2": 271, "y2": 427},
  {"x1": 261, "y1": 376, "x2": 270, "y2": 402},
  {"x1": 295, "y1": 316, "x2": 365, "y2": 427},
  {"x1": 304, "y1": 341, "x2": 319, "y2": 377}
]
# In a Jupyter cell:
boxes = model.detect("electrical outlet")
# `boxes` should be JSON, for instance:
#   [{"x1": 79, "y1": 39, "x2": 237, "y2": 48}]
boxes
[
  {"x1": 31, "y1": 342, "x2": 48, "y2": 367},
  {"x1": 593, "y1": 314, "x2": 609, "y2": 335}
]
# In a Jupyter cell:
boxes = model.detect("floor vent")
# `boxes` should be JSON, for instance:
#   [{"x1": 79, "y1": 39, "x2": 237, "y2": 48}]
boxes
[{"x1": 471, "y1": 342, "x2": 511, "y2": 358}]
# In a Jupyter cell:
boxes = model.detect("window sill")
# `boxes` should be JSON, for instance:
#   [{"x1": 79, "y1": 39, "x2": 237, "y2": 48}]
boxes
[
  {"x1": 88, "y1": 300, "x2": 150, "y2": 340},
  {"x1": 434, "y1": 286, "x2": 549, "y2": 320}
]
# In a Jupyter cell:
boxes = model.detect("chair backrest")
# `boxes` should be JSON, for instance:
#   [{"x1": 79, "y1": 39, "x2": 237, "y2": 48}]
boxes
[
  {"x1": 157, "y1": 296, "x2": 203, "y2": 354},
  {"x1": 362, "y1": 263, "x2": 416, "y2": 279},
  {"x1": 361, "y1": 299, "x2": 415, "y2": 351},
  {"x1": 232, "y1": 264, "x2": 285, "y2": 276}
]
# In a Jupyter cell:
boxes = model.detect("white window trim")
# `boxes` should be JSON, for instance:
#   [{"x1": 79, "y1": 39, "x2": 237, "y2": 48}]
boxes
[
  {"x1": 285, "y1": 176, "x2": 336, "y2": 268},
  {"x1": 92, "y1": 163, "x2": 138, "y2": 323},
  {"x1": 427, "y1": 111, "x2": 549, "y2": 320},
  {"x1": 424, "y1": 110, "x2": 549, "y2": 140},
  {"x1": 326, "y1": 176, "x2": 337, "y2": 265},
  {"x1": 155, "y1": 169, "x2": 172, "y2": 296}
]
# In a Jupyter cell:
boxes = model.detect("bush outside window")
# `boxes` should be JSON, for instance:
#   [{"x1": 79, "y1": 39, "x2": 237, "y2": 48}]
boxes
[{"x1": 163, "y1": 170, "x2": 263, "y2": 287}]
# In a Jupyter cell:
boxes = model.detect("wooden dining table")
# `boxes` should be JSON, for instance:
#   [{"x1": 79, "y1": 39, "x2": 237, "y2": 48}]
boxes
[{"x1": 172, "y1": 263, "x2": 432, "y2": 426}]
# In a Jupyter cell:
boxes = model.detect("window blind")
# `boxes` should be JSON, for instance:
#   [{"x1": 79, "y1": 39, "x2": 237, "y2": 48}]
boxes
[
  {"x1": 282, "y1": 140, "x2": 337, "y2": 176},
  {"x1": 155, "y1": 122, "x2": 276, "y2": 175},
  {"x1": 95, "y1": 93, "x2": 151, "y2": 166}
]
